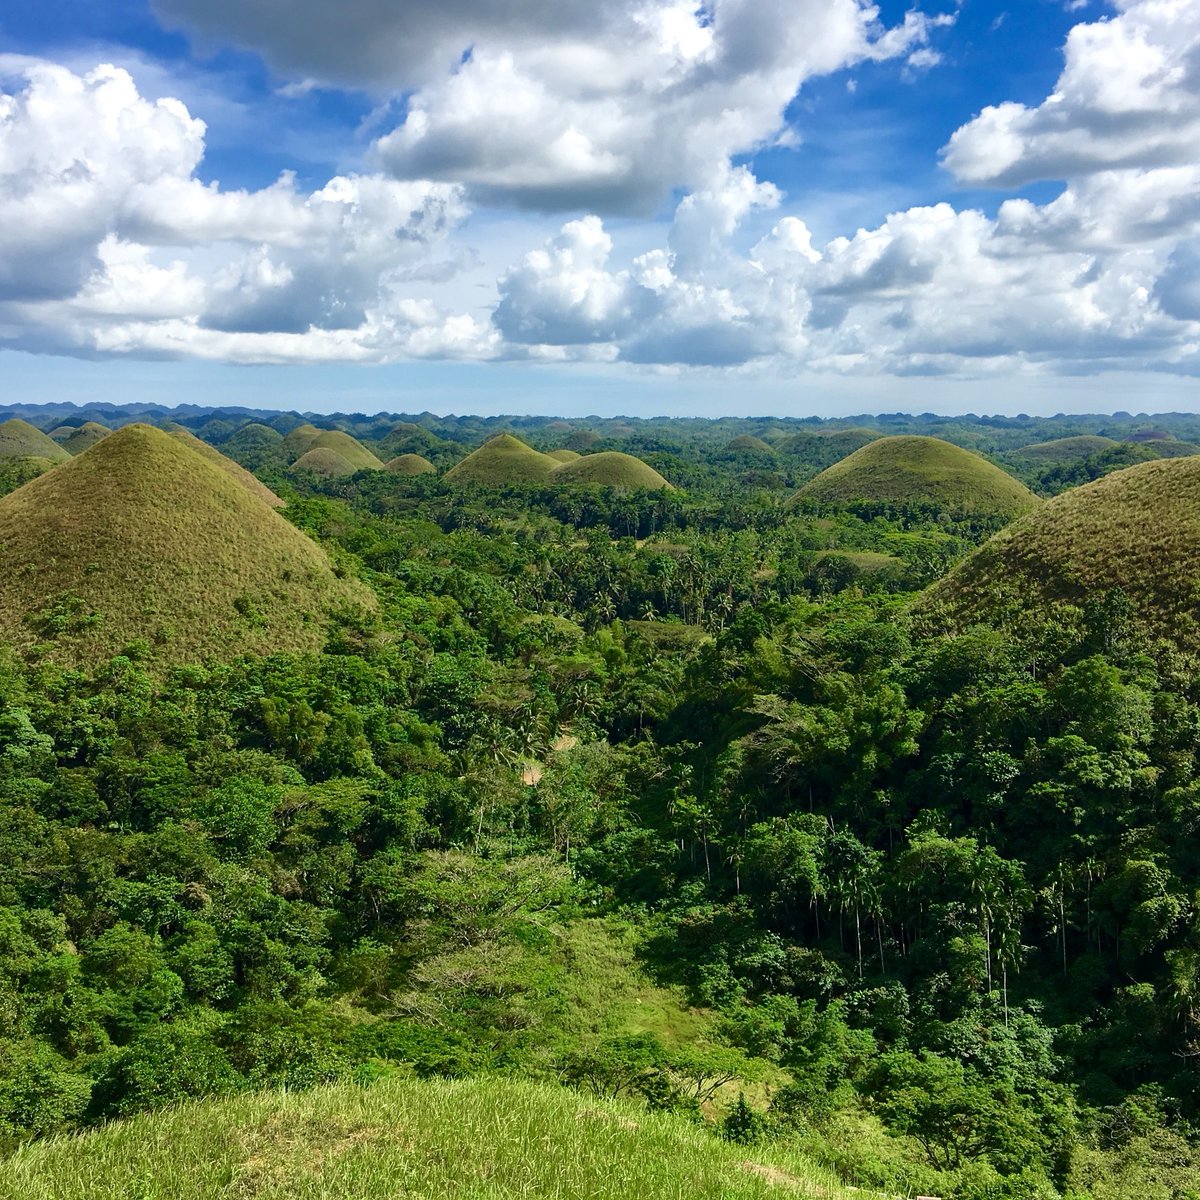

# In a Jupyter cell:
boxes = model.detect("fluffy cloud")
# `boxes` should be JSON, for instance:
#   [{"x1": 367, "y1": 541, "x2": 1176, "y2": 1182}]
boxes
[
  {"x1": 157, "y1": 0, "x2": 944, "y2": 213},
  {"x1": 0, "y1": 59, "x2": 494, "y2": 362},
  {"x1": 942, "y1": 0, "x2": 1200, "y2": 187}
]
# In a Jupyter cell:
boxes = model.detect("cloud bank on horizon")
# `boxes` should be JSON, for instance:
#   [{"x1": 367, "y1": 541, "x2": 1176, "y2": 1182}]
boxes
[{"x1": 1, "y1": 0, "x2": 1199, "y2": 386}]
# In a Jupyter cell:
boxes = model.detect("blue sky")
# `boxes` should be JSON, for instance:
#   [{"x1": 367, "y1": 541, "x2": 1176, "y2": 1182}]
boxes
[{"x1": 2, "y1": 0, "x2": 1199, "y2": 416}]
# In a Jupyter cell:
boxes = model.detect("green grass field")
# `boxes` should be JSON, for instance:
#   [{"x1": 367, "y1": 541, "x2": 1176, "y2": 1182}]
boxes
[
  {"x1": 0, "y1": 1077, "x2": 874, "y2": 1200},
  {"x1": 797, "y1": 435, "x2": 1037, "y2": 517}
]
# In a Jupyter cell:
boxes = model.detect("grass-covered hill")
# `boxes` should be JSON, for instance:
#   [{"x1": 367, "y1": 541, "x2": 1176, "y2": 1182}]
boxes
[
  {"x1": 797, "y1": 435, "x2": 1038, "y2": 518},
  {"x1": 308, "y1": 430, "x2": 386, "y2": 471},
  {"x1": 1018, "y1": 435, "x2": 1119, "y2": 461},
  {"x1": 0, "y1": 425, "x2": 371, "y2": 667},
  {"x1": 546, "y1": 448, "x2": 582, "y2": 463},
  {"x1": 918, "y1": 455, "x2": 1200, "y2": 647},
  {"x1": 383, "y1": 452, "x2": 436, "y2": 475},
  {"x1": 51, "y1": 421, "x2": 112, "y2": 455},
  {"x1": 445, "y1": 433, "x2": 560, "y2": 485},
  {"x1": 0, "y1": 418, "x2": 71, "y2": 464},
  {"x1": 551, "y1": 451, "x2": 674, "y2": 490},
  {"x1": 281, "y1": 422, "x2": 323, "y2": 461},
  {"x1": 290, "y1": 446, "x2": 358, "y2": 477},
  {"x1": 0, "y1": 1077, "x2": 870, "y2": 1200},
  {"x1": 164, "y1": 424, "x2": 284, "y2": 508}
]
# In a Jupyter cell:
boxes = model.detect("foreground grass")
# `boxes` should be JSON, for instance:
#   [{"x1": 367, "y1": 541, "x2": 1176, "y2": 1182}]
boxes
[{"x1": 0, "y1": 1077, "x2": 876, "y2": 1200}]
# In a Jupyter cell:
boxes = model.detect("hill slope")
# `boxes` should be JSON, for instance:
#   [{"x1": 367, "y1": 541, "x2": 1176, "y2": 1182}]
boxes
[
  {"x1": 1018, "y1": 435, "x2": 1119, "y2": 460},
  {"x1": 0, "y1": 1077, "x2": 870, "y2": 1200},
  {"x1": 164, "y1": 425, "x2": 284, "y2": 508},
  {"x1": 309, "y1": 430, "x2": 386, "y2": 471},
  {"x1": 445, "y1": 434, "x2": 560, "y2": 485},
  {"x1": 797, "y1": 436, "x2": 1037, "y2": 517},
  {"x1": 551, "y1": 451, "x2": 673, "y2": 490},
  {"x1": 0, "y1": 426, "x2": 371, "y2": 667},
  {"x1": 918, "y1": 456, "x2": 1200, "y2": 647},
  {"x1": 0, "y1": 419, "x2": 71, "y2": 464}
]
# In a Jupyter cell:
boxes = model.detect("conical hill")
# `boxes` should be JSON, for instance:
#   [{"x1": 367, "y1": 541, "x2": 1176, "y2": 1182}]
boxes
[
  {"x1": 918, "y1": 456, "x2": 1200, "y2": 648},
  {"x1": 384, "y1": 453, "x2": 436, "y2": 475},
  {"x1": 1018, "y1": 435, "x2": 1118, "y2": 461},
  {"x1": 546, "y1": 449, "x2": 581, "y2": 464},
  {"x1": 282, "y1": 423, "x2": 322, "y2": 461},
  {"x1": 796, "y1": 436, "x2": 1036, "y2": 518},
  {"x1": 163, "y1": 425, "x2": 283, "y2": 508},
  {"x1": 550, "y1": 452, "x2": 672, "y2": 490},
  {"x1": 290, "y1": 447, "x2": 358, "y2": 478},
  {"x1": 445, "y1": 434, "x2": 559, "y2": 485},
  {"x1": 0, "y1": 425, "x2": 372, "y2": 668},
  {"x1": 0, "y1": 419, "x2": 71, "y2": 464},
  {"x1": 59, "y1": 421, "x2": 112, "y2": 455},
  {"x1": 307, "y1": 430, "x2": 385, "y2": 471}
]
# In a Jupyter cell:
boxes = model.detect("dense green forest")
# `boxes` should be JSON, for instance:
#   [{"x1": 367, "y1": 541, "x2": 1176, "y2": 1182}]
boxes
[{"x1": 2, "y1": 406, "x2": 1200, "y2": 1199}]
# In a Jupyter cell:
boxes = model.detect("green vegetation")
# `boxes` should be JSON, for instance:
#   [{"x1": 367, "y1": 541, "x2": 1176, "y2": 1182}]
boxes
[
  {"x1": 0, "y1": 1078, "x2": 870, "y2": 1200},
  {"x1": 920, "y1": 454, "x2": 1200, "y2": 648},
  {"x1": 0, "y1": 424, "x2": 370, "y2": 666},
  {"x1": 0, "y1": 419, "x2": 71, "y2": 465},
  {"x1": 797, "y1": 435, "x2": 1038, "y2": 518},
  {"x1": 7, "y1": 404, "x2": 1200, "y2": 1198},
  {"x1": 445, "y1": 433, "x2": 560, "y2": 485},
  {"x1": 383, "y1": 452, "x2": 436, "y2": 475},
  {"x1": 164, "y1": 424, "x2": 284, "y2": 508},
  {"x1": 726, "y1": 434, "x2": 776, "y2": 455},
  {"x1": 551, "y1": 451, "x2": 673, "y2": 490},
  {"x1": 546, "y1": 448, "x2": 582, "y2": 463}
]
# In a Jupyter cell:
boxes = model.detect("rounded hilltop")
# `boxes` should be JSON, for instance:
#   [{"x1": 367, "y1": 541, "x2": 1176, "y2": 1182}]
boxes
[
  {"x1": 307, "y1": 429, "x2": 385, "y2": 471},
  {"x1": 550, "y1": 451, "x2": 672, "y2": 490},
  {"x1": 0, "y1": 418, "x2": 72, "y2": 465},
  {"x1": 445, "y1": 433, "x2": 560, "y2": 485},
  {"x1": 0, "y1": 425, "x2": 372, "y2": 668},
  {"x1": 1017, "y1": 435, "x2": 1119, "y2": 461},
  {"x1": 290, "y1": 447, "x2": 358, "y2": 477},
  {"x1": 796, "y1": 435, "x2": 1037, "y2": 518},
  {"x1": 51, "y1": 421, "x2": 112, "y2": 455},
  {"x1": 384, "y1": 453, "x2": 436, "y2": 475},
  {"x1": 918, "y1": 455, "x2": 1200, "y2": 649}
]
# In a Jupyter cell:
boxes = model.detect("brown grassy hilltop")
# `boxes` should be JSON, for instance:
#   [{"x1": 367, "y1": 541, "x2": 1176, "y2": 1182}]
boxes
[
  {"x1": 0, "y1": 425, "x2": 372, "y2": 668},
  {"x1": 918, "y1": 455, "x2": 1200, "y2": 649}
]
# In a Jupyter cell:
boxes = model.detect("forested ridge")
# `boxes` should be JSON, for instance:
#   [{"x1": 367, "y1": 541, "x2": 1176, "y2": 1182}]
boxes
[{"x1": 2, "y1": 408, "x2": 1200, "y2": 1199}]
